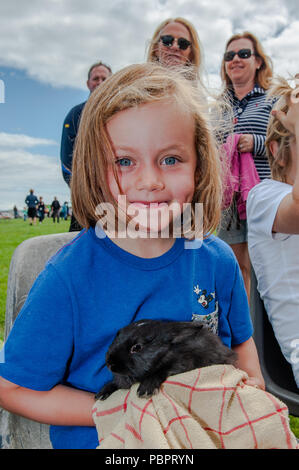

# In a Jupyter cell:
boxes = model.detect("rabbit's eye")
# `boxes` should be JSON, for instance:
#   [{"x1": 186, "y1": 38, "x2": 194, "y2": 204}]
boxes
[{"x1": 130, "y1": 343, "x2": 142, "y2": 354}]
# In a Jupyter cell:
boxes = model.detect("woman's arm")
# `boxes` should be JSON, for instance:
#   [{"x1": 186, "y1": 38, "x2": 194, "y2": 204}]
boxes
[
  {"x1": 0, "y1": 376, "x2": 95, "y2": 427},
  {"x1": 272, "y1": 101, "x2": 299, "y2": 234},
  {"x1": 232, "y1": 337, "x2": 265, "y2": 390}
]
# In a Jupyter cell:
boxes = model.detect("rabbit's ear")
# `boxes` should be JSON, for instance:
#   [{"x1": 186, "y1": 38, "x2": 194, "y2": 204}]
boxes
[{"x1": 170, "y1": 323, "x2": 204, "y2": 344}]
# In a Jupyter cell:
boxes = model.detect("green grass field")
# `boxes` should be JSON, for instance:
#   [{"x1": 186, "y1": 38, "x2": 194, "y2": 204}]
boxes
[
  {"x1": 0, "y1": 217, "x2": 298, "y2": 438},
  {"x1": 0, "y1": 217, "x2": 69, "y2": 341}
]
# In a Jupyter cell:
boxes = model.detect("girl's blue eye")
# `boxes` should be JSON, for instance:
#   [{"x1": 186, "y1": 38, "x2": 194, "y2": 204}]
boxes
[
  {"x1": 162, "y1": 156, "x2": 177, "y2": 165},
  {"x1": 116, "y1": 158, "x2": 131, "y2": 167}
]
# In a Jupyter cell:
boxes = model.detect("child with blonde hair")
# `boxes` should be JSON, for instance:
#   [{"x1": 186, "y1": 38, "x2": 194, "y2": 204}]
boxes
[
  {"x1": 0, "y1": 63, "x2": 263, "y2": 449},
  {"x1": 247, "y1": 75, "x2": 299, "y2": 388}
]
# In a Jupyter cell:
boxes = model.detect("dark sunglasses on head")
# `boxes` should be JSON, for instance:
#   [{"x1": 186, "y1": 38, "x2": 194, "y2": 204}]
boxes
[
  {"x1": 224, "y1": 48, "x2": 255, "y2": 62},
  {"x1": 160, "y1": 35, "x2": 191, "y2": 51}
]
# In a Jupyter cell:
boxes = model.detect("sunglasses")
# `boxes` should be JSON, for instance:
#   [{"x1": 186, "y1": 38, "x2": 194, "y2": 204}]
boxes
[
  {"x1": 160, "y1": 35, "x2": 191, "y2": 51},
  {"x1": 224, "y1": 48, "x2": 255, "y2": 62}
]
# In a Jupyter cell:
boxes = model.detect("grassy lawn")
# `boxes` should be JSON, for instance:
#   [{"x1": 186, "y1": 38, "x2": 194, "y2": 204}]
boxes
[
  {"x1": 0, "y1": 217, "x2": 298, "y2": 439},
  {"x1": 290, "y1": 415, "x2": 299, "y2": 439},
  {"x1": 0, "y1": 217, "x2": 69, "y2": 341}
]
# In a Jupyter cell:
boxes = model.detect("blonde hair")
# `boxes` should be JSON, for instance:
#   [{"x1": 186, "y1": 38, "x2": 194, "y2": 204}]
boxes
[
  {"x1": 71, "y1": 63, "x2": 222, "y2": 237},
  {"x1": 146, "y1": 17, "x2": 202, "y2": 80},
  {"x1": 220, "y1": 31, "x2": 273, "y2": 90},
  {"x1": 265, "y1": 76, "x2": 297, "y2": 182}
]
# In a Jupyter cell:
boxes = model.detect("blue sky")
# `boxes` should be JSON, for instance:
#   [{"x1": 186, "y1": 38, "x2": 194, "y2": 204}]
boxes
[
  {"x1": 0, "y1": 0, "x2": 298, "y2": 210},
  {"x1": 0, "y1": 66, "x2": 86, "y2": 142},
  {"x1": 0, "y1": 66, "x2": 87, "y2": 209}
]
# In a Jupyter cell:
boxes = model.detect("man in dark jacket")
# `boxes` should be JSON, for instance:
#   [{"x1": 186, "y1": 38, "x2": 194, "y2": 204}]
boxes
[{"x1": 51, "y1": 197, "x2": 61, "y2": 223}]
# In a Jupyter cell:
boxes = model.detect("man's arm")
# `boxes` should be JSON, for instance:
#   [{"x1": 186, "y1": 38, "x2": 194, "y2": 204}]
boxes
[{"x1": 60, "y1": 104, "x2": 84, "y2": 187}]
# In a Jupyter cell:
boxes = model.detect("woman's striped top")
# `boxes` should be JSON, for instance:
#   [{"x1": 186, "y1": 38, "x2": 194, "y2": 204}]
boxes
[{"x1": 226, "y1": 85, "x2": 274, "y2": 180}]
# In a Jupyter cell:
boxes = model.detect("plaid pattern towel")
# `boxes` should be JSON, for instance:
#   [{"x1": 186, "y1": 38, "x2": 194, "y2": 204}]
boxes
[{"x1": 92, "y1": 365, "x2": 299, "y2": 449}]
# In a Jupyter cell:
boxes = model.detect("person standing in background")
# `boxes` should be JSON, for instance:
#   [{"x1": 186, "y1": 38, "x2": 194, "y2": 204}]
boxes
[
  {"x1": 146, "y1": 17, "x2": 202, "y2": 81},
  {"x1": 37, "y1": 196, "x2": 45, "y2": 223},
  {"x1": 25, "y1": 189, "x2": 38, "y2": 226},
  {"x1": 61, "y1": 201, "x2": 69, "y2": 221},
  {"x1": 217, "y1": 32, "x2": 274, "y2": 300},
  {"x1": 51, "y1": 197, "x2": 61, "y2": 223}
]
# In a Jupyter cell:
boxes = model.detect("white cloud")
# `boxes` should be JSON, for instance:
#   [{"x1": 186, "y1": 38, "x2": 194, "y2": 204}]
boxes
[
  {"x1": 1, "y1": 0, "x2": 299, "y2": 209},
  {"x1": 0, "y1": 132, "x2": 57, "y2": 148},
  {"x1": 0, "y1": 0, "x2": 298, "y2": 89},
  {"x1": 265, "y1": 21, "x2": 299, "y2": 77},
  {"x1": 0, "y1": 133, "x2": 69, "y2": 210}
]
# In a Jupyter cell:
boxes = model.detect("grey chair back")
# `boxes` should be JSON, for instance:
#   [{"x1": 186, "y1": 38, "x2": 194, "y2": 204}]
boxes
[
  {"x1": 0, "y1": 232, "x2": 78, "y2": 448},
  {"x1": 250, "y1": 270, "x2": 299, "y2": 416}
]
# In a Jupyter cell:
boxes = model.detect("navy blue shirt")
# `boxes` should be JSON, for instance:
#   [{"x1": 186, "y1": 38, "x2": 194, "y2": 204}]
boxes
[
  {"x1": 60, "y1": 101, "x2": 86, "y2": 186},
  {"x1": 25, "y1": 193, "x2": 38, "y2": 208},
  {"x1": 0, "y1": 229, "x2": 252, "y2": 449}
]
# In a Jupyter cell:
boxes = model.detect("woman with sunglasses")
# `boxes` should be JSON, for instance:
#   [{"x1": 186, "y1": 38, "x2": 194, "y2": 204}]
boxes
[
  {"x1": 217, "y1": 32, "x2": 274, "y2": 300},
  {"x1": 146, "y1": 17, "x2": 202, "y2": 80}
]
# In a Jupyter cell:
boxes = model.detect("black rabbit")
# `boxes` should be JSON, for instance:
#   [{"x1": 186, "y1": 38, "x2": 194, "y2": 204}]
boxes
[{"x1": 96, "y1": 319, "x2": 237, "y2": 400}]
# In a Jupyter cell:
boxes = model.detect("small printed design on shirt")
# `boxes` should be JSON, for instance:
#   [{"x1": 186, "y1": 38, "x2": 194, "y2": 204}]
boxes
[
  {"x1": 192, "y1": 285, "x2": 219, "y2": 335},
  {"x1": 193, "y1": 285, "x2": 215, "y2": 309}
]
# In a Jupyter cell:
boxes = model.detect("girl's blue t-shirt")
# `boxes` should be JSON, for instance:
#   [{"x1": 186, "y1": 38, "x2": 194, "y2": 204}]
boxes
[{"x1": 0, "y1": 228, "x2": 252, "y2": 449}]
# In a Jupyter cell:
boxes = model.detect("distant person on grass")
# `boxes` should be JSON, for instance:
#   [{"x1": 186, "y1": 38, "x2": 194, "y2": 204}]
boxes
[
  {"x1": 51, "y1": 197, "x2": 61, "y2": 223},
  {"x1": 13, "y1": 206, "x2": 19, "y2": 219},
  {"x1": 25, "y1": 189, "x2": 38, "y2": 226},
  {"x1": 60, "y1": 202, "x2": 69, "y2": 221},
  {"x1": 60, "y1": 61, "x2": 112, "y2": 232},
  {"x1": 37, "y1": 197, "x2": 46, "y2": 223}
]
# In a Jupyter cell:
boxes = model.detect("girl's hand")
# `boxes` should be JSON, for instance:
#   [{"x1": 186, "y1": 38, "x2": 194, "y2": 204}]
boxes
[
  {"x1": 237, "y1": 134, "x2": 254, "y2": 153},
  {"x1": 243, "y1": 376, "x2": 265, "y2": 390}
]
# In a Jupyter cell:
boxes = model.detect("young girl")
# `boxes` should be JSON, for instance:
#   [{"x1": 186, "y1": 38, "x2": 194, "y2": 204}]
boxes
[
  {"x1": 0, "y1": 63, "x2": 264, "y2": 450},
  {"x1": 247, "y1": 75, "x2": 299, "y2": 388}
]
